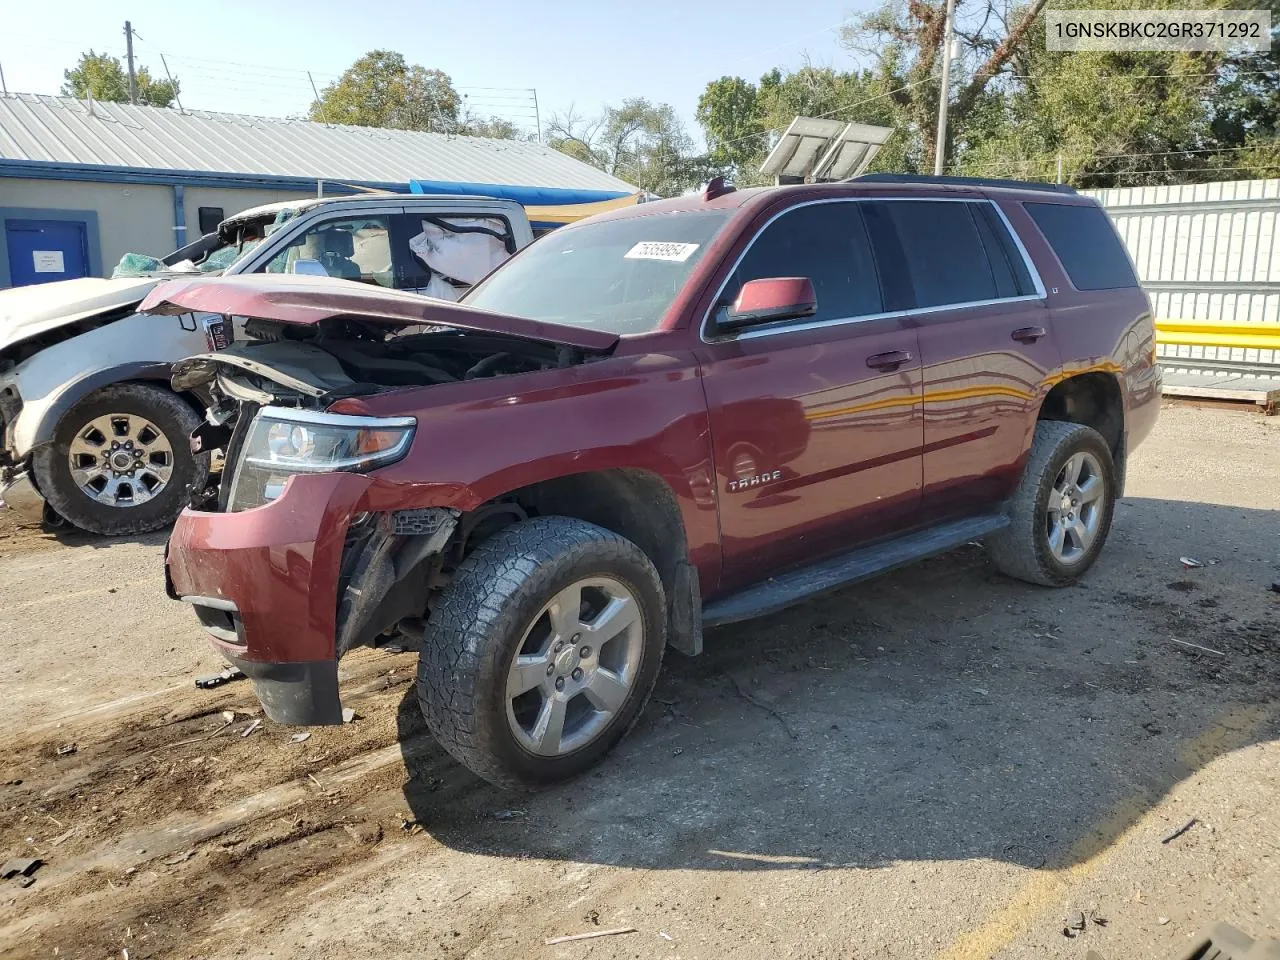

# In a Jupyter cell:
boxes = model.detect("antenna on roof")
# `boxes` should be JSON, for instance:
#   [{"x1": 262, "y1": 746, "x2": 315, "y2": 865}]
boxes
[
  {"x1": 0, "y1": 62, "x2": 8, "y2": 97},
  {"x1": 703, "y1": 175, "x2": 736, "y2": 200},
  {"x1": 160, "y1": 54, "x2": 185, "y2": 114}
]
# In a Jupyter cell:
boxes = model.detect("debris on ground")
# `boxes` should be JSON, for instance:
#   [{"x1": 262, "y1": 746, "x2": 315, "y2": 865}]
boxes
[
  {"x1": 341, "y1": 707, "x2": 358, "y2": 724},
  {"x1": 1171, "y1": 638, "x2": 1226, "y2": 657},
  {"x1": 55, "y1": 743, "x2": 76, "y2": 756},
  {"x1": 1161, "y1": 817, "x2": 1198, "y2": 844},
  {"x1": 1270, "y1": 582, "x2": 1280, "y2": 594},
  {"x1": 194, "y1": 666, "x2": 245, "y2": 689},
  {"x1": 2, "y1": 858, "x2": 43, "y2": 880},
  {"x1": 289, "y1": 732, "x2": 311, "y2": 744},
  {"x1": 493, "y1": 809, "x2": 525, "y2": 820},
  {"x1": 659, "y1": 931, "x2": 675, "y2": 941},
  {"x1": 162, "y1": 850, "x2": 195, "y2": 866},
  {"x1": 240, "y1": 719, "x2": 262, "y2": 738},
  {"x1": 342, "y1": 822, "x2": 382, "y2": 845},
  {"x1": 584, "y1": 909, "x2": 600, "y2": 926},
  {"x1": 1062, "y1": 909, "x2": 1108, "y2": 938},
  {"x1": 1158, "y1": 916, "x2": 1171, "y2": 925},
  {"x1": 1179, "y1": 557, "x2": 1205, "y2": 569},
  {"x1": 544, "y1": 927, "x2": 637, "y2": 946}
]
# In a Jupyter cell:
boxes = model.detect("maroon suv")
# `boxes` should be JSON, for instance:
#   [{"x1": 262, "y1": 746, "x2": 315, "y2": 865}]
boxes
[{"x1": 147, "y1": 175, "x2": 1160, "y2": 787}]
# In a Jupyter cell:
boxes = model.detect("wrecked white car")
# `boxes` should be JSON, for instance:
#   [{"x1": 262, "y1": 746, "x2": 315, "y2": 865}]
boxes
[{"x1": 0, "y1": 195, "x2": 532, "y2": 535}]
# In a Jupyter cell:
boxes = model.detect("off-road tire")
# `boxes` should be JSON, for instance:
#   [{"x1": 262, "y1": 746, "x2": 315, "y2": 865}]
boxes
[
  {"x1": 418, "y1": 516, "x2": 666, "y2": 788},
  {"x1": 32, "y1": 383, "x2": 208, "y2": 537},
  {"x1": 985, "y1": 420, "x2": 1117, "y2": 586}
]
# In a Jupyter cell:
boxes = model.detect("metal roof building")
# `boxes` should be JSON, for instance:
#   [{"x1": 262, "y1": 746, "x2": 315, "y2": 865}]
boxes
[{"x1": 0, "y1": 93, "x2": 635, "y2": 288}]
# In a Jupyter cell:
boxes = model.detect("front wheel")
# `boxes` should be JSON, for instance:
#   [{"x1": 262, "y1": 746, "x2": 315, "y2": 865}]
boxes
[
  {"x1": 32, "y1": 383, "x2": 208, "y2": 536},
  {"x1": 985, "y1": 420, "x2": 1117, "y2": 586},
  {"x1": 418, "y1": 516, "x2": 666, "y2": 788}
]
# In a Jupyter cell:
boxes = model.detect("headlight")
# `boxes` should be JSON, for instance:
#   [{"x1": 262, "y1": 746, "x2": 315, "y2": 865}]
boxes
[{"x1": 227, "y1": 407, "x2": 415, "y2": 511}]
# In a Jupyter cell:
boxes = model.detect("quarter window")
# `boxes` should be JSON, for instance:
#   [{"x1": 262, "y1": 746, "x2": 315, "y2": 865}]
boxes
[
  {"x1": 718, "y1": 202, "x2": 883, "y2": 329},
  {"x1": 1025, "y1": 202, "x2": 1138, "y2": 291}
]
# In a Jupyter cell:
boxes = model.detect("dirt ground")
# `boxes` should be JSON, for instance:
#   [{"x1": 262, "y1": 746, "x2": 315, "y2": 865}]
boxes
[{"x1": 1, "y1": 403, "x2": 1277, "y2": 960}]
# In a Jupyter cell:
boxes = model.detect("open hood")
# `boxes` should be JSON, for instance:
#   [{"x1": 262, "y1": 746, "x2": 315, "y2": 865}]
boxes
[
  {"x1": 140, "y1": 274, "x2": 620, "y2": 353},
  {"x1": 0, "y1": 276, "x2": 162, "y2": 353}
]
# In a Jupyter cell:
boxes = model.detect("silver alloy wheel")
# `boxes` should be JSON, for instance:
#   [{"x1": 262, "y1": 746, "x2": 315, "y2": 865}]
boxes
[
  {"x1": 1046, "y1": 450, "x2": 1105, "y2": 564},
  {"x1": 505, "y1": 576, "x2": 644, "y2": 757},
  {"x1": 66, "y1": 414, "x2": 175, "y2": 508}
]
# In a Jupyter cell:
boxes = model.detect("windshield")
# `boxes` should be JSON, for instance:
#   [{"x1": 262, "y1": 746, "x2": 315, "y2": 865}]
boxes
[{"x1": 464, "y1": 210, "x2": 731, "y2": 335}]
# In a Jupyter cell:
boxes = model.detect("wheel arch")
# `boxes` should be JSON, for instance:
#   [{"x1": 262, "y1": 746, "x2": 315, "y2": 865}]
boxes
[
  {"x1": 1038, "y1": 372, "x2": 1125, "y2": 488},
  {"x1": 462, "y1": 467, "x2": 705, "y2": 656},
  {"x1": 28, "y1": 362, "x2": 174, "y2": 448}
]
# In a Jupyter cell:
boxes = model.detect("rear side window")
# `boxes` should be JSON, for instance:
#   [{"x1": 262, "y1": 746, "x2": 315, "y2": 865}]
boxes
[
  {"x1": 875, "y1": 200, "x2": 997, "y2": 308},
  {"x1": 1024, "y1": 202, "x2": 1138, "y2": 291},
  {"x1": 721, "y1": 202, "x2": 883, "y2": 327}
]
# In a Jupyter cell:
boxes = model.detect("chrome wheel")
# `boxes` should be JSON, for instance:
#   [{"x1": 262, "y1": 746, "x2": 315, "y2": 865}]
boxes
[
  {"x1": 1046, "y1": 451, "x2": 1105, "y2": 564},
  {"x1": 505, "y1": 576, "x2": 644, "y2": 758},
  {"x1": 66, "y1": 414, "x2": 175, "y2": 507}
]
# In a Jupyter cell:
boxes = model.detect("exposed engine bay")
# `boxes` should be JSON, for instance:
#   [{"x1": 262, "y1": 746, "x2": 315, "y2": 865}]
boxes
[
  {"x1": 171, "y1": 316, "x2": 598, "y2": 510},
  {"x1": 175, "y1": 316, "x2": 590, "y2": 404}
]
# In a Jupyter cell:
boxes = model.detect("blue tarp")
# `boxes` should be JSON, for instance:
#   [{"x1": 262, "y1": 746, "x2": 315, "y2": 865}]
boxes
[{"x1": 408, "y1": 180, "x2": 631, "y2": 206}]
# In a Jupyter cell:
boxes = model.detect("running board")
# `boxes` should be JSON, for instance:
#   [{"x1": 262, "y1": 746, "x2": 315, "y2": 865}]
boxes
[{"x1": 702, "y1": 513, "x2": 1010, "y2": 628}]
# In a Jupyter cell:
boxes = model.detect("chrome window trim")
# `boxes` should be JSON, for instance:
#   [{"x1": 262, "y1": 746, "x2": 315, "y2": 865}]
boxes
[{"x1": 699, "y1": 196, "x2": 1048, "y2": 344}]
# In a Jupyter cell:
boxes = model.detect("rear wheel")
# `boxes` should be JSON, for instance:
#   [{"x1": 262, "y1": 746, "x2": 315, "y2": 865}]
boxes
[
  {"x1": 985, "y1": 420, "x2": 1117, "y2": 586},
  {"x1": 418, "y1": 516, "x2": 665, "y2": 788},
  {"x1": 32, "y1": 383, "x2": 208, "y2": 536}
]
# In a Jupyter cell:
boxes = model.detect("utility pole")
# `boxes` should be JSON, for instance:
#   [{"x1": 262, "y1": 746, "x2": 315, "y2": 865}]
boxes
[
  {"x1": 531, "y1": 88, "x2": 542, "y2": 143},
  {"x1": 932, "y1": 0, "x2": 957, "y2": 176},
  {"x1": 1056, "y1": 153, "x2": 1064, "y2": 184},
  {"x1": 124, "y1": 21, "x2": 138, "y2": 105}
]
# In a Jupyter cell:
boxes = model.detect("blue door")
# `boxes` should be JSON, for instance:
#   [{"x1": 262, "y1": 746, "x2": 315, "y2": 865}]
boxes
[{"x1": 6, "y1": 219, "x2": 91, "y2": 287}]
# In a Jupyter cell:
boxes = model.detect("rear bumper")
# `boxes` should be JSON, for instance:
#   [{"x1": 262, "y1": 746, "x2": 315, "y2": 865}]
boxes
[
  {"x1": 1125, "y1": 362, "x2": 1162, "y2": 456},
  {"x1": 0, "y1": 471, "x2": 45, "y2": 523}
]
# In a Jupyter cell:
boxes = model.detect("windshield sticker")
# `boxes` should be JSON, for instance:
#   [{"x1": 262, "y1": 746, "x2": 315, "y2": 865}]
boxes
[{"x1": 624, "y1": 241, "x2": 700, "y2": 262}]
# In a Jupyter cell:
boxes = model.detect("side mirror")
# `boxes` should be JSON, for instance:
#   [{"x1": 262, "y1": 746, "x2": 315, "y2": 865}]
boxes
[
  {"x1": 722, "y1": 277, "x2": 817, "y2": 329},
  {"x1": 290, "y1": 258, "x2": 329, "y2": 277}
]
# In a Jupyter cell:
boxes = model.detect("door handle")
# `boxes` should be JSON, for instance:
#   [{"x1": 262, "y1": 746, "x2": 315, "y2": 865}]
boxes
[
  {"x1": 1011, "y1": 326, "x2": 1047, "y2": 343},
  {"x1": 866, "y1": 349, "x2": 913, "y2": 371}
]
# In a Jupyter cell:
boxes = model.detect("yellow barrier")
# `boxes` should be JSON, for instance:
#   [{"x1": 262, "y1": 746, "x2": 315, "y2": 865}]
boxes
[{"x1": 1155, "y1": 319, "x2": 1280, "y2": 350}]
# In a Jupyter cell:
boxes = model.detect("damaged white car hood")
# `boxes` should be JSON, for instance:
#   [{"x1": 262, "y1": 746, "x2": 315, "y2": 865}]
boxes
[{"x1": 0, "y1": 277, "x2": 164, "y2": 353}]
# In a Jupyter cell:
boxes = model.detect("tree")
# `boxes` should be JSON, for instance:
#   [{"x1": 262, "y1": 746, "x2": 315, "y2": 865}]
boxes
[
  {"x1": 460, "y1": 115, "x2": 532, "y2": 140},
  {"x1": 840, "y1": 0, "x2": 1050, "y2": 172},
  {"x1": 945, "y1": 0, "x2": 1280, "y2": 186},
  {"x1": 697, "y1": 76, "x2": 765, "y2": 172},
  {"x1": 311, "y1": 50, "x2": 460, "y2": 132},
  {"x1": 548, "y1": 98, "x2": 704, "y2": 196},
  {"x1": 61, "y1": 50, "x2": 179, "y2": 108}
]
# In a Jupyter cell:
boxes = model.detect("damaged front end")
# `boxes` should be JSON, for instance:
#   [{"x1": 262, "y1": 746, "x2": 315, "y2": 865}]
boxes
[{"x1": 164, "y1": 306, "x2": 605, "y2": 725}]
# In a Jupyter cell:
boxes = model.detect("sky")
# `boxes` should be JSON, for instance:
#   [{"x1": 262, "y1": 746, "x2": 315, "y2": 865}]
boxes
[{"x1": 0, "y1": 0, "x2": 875, "y2": 146}]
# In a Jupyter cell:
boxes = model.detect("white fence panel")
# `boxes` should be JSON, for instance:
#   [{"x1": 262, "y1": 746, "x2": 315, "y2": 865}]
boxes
[{"x1": 1084, "y1": 178, "x2": 1280, "y2": 370}]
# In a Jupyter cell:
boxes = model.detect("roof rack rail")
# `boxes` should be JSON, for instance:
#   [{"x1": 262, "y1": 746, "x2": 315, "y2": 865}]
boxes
[{"x1": 851, "y1": 173, "x2": 1077, "y2": 194}]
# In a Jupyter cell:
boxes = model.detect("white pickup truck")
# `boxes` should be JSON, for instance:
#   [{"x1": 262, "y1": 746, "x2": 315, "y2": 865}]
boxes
[{"x1": 0, "y1": 194, "x2": 533, "y2": 535}]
